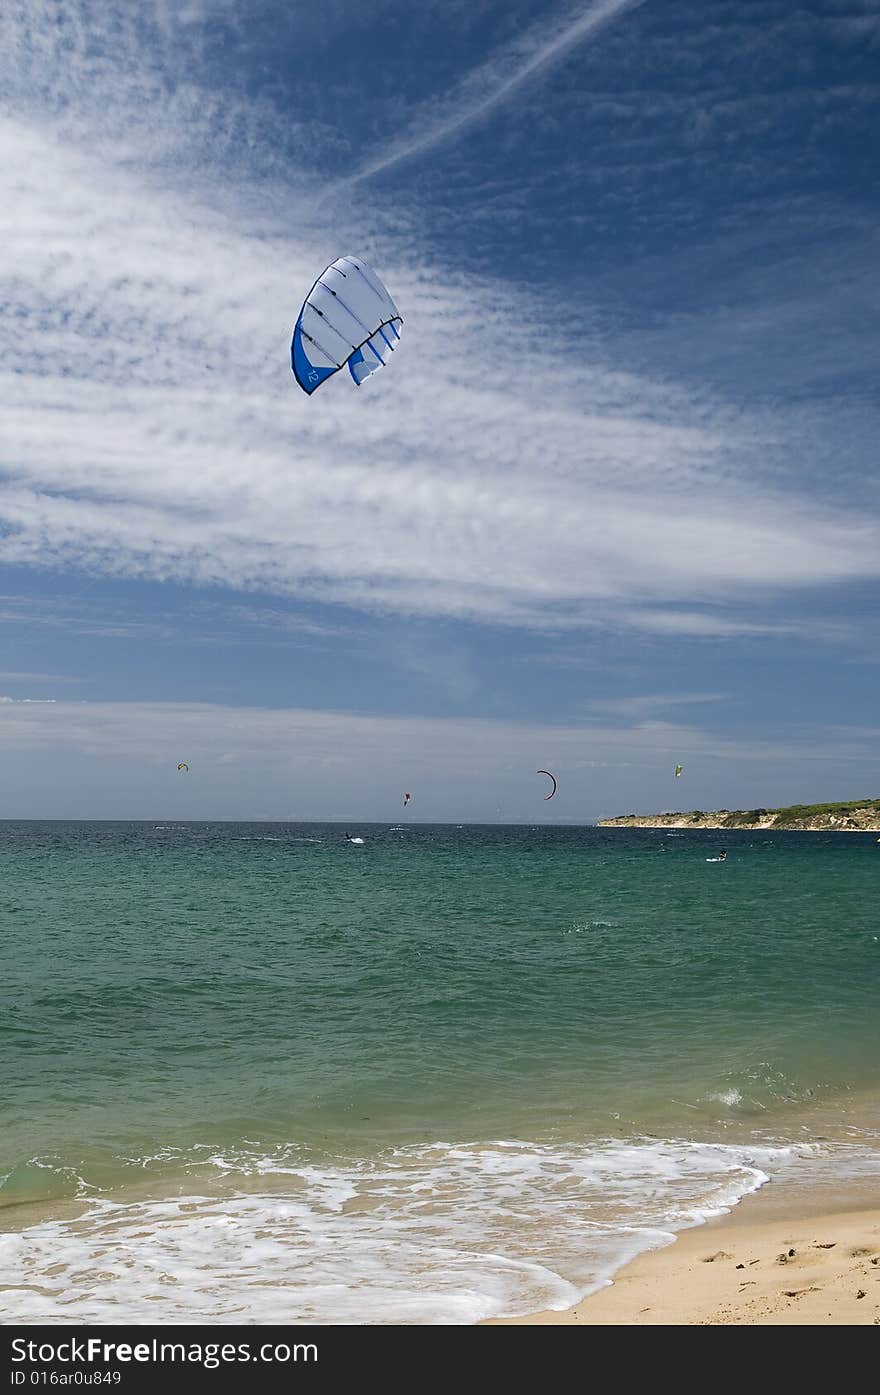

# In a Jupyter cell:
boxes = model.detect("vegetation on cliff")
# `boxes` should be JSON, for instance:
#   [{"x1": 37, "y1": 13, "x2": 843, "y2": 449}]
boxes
[{"x1": 598, "y1": 799, "x2": 880, "y2": 831}]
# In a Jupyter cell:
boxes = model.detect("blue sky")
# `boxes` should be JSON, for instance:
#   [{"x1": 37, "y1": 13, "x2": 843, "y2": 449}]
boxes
[{"x1": 1, "y1": 0, "x2": 878, "y2": 820}]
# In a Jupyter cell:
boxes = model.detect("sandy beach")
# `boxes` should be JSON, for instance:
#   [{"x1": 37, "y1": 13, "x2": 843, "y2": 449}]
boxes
[{"x1": 492, "y1": 1200, "x2": 880, "y2": 1325}]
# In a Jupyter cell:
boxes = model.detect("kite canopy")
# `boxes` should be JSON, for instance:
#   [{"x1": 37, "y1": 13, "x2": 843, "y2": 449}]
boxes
[
  {"x1": 291, "y1": 255, "x2": 403, "y2": 395},
  {"x1": 177, "y1": 763, "x2": 189, "y2": 772},
  {"x1": 675, "y1": 763, "x2": 683, "y2": 778},
  {"x1": 537, "y1": 769, "x2": 557, "y2": 800}
]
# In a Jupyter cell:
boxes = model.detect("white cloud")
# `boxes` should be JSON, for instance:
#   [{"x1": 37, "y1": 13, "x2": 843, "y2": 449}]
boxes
[
  {"x1": 586, "y1": 692, "x2": 727, "y2": 717},
  {"x1": 1, "y1": 1, "x2": 879, "y2": 642},
  {"x1": 0, "y1": 671, "x2": 83, "y2": 681},
  {"x1": 329, "y1": 0, "x2": 644, "y2": 193}
]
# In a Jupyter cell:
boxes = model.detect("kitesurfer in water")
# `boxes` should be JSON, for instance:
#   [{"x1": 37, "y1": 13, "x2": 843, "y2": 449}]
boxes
[{"x1": 718, "y1": 849, "x2": 727, "y2": 862}]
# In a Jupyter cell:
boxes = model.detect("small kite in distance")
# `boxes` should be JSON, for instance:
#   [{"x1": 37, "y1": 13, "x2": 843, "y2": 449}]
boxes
[
  {"x1": 403, "y1": 792, "x2": 412, "y2": 807},
  {"x1": 537, "y1": 770, "x2": 557, "y2": 800},
  {"x1": 177, "y1": 763, "x2": 189, "y2": 773},
  {"x1": 675, "y1": 764, "x2": 683, "y2": 778}
]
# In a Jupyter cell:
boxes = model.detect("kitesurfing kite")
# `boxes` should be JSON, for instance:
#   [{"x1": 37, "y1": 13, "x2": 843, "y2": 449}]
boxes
[
  {"x1": 675, "y1": 764, "x2": 683, "y2": 778},
  {"x1": 177, "y1": 763, "x2": 189, "y2": 773},
  {"x1": 403, "y1": 792, "x2": 412, "y2": 807},
  {"x1": 291, "y1": 256, "x2": 403, "y2": 395},
  {"x1": 537, "y1": 770, "x2": 557, "y2": 800}
]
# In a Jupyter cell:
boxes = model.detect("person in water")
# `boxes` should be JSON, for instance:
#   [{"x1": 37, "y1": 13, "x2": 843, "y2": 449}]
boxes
[{"x1": 718, "y1": 849, "x2": 727, "y2": 862}]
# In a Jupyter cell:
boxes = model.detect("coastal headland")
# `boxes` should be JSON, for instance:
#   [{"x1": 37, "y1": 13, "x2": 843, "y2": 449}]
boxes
[{"x1": 597, "y1": 799, "x2": 880, "y2": 832}]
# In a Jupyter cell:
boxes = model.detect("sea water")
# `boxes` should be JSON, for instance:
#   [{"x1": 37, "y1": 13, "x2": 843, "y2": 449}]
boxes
[{"x1": 1, "y1": 821, "x2": 878, "y2": 1321}]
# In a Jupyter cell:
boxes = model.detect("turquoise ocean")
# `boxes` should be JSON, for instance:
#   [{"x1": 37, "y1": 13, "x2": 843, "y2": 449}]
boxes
[{"x1": 2, "y1": 820, "x2": 879, "y2": 1323}]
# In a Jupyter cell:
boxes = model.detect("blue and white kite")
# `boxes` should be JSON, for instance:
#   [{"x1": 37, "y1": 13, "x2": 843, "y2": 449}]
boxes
[{"x1": 291, "y1": 255, "x2": 403, "y2": 395}]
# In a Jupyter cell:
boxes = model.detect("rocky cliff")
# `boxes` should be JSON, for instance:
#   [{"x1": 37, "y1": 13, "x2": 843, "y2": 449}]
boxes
[{"x1": 597, "y1": 800, "x2": 880, "y2": 832}]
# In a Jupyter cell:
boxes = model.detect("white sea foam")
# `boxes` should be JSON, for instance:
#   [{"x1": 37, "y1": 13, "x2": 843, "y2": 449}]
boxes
[
  {"x1": 0, "y1": 1137, "x2": 812, "y2": 1325},
  {"x1": 708, "y1": 1089, "x2": 744, "y2": 1108}
]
